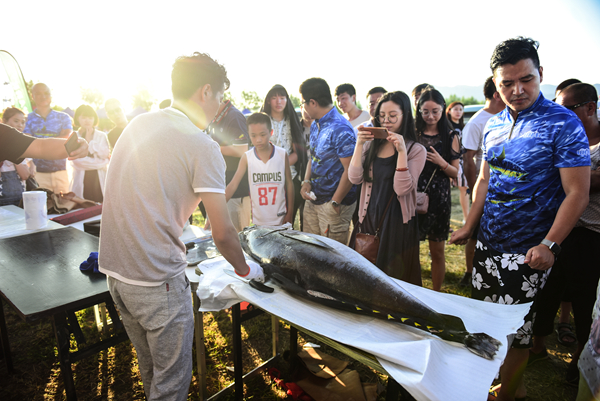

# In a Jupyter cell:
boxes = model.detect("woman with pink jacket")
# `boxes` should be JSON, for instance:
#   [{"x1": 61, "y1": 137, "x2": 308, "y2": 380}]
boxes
[{"x1": 348, "y1": 91, "x2": 426, "y2": 285}]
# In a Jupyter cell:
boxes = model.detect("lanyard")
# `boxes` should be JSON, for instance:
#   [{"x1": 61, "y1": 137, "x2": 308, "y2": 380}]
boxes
[{"x1": 212, "y1": 100, "x2": 233, "y2": 126}]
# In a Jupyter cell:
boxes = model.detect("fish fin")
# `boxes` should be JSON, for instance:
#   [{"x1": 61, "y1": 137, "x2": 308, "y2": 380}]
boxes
[
  {"x1": 278, "y1": 231, "x2": 333, "y2": 249},
  {"x1": 270, "y1": 273, "x2": 309, "y2": 297}
]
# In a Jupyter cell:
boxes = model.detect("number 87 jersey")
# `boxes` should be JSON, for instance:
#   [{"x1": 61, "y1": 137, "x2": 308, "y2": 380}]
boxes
[{"x1": 246, "y1": 146, "x2": 288, "y2": 226}]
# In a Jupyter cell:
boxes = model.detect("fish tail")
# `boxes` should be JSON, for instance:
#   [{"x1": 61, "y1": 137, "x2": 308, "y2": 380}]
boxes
[{"x1": 435, "y1": 315, "x2": 501, "y2": 360}]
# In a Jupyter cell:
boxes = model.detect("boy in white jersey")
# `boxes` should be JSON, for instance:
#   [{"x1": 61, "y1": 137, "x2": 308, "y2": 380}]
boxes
[{"x1": 226, "y1": 112, "x2": 294, "y2": 226}]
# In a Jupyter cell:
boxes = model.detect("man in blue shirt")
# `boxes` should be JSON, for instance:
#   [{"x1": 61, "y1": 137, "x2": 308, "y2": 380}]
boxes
[
  {"x1": 450, "y1": 37, "x2": 590, "y2": 401},
  {"x1": 24, "y1": 83, "x2": 73, "y2": 194},
  {"x1": 300, "y1": 78, "x2": 357, "y2": 244}
]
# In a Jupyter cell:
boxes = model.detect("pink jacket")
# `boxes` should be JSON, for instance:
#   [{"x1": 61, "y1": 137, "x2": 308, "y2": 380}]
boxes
[{"x1": 348, "y1": 140, "x2": 427, "y2": 224}]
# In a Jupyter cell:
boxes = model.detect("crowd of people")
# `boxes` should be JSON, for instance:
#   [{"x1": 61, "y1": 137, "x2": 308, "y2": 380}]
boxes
[{"x1": 1, "y1": 35, "x2": 600, "y2": 401}]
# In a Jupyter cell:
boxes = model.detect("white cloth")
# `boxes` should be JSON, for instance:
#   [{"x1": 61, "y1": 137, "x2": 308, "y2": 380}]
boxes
[
  {"x1": 461, "y1": 109, "x2": 494, "y2": 173},
  {"x1": 69, "y1": 129, "x2": 110, "y2": 198},
  {"x1": 196, "y1": 257, "x2": 531, "y2": 401},
  {"x1": 347, "y1": 110, "x2": 371, "y2": 128},
  {"x1": 246, "y1": 146, "x2": 287, "y2": 226}
]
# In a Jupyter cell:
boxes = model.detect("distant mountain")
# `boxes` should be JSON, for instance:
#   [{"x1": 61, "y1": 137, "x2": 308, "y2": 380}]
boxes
[{"x1": 436, "y1": 84, "x2": 600, "y2": 104}]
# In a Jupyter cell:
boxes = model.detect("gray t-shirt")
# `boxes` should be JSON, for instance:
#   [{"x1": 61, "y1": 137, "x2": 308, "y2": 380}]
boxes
[{"x1": 99, "y1": 108, "x2": 226, "y2": 285}]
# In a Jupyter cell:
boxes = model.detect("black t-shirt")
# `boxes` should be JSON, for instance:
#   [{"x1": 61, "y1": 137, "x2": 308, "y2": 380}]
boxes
[
  {"x1": 0, "y1": 123, "x2": 35, "y2": 164},
  {"x1": 207, "y1": 106, "x2": 250, "y2": 198},
  {"x1": 107, "y1": 126, "x2": 124, "y2": 150}
]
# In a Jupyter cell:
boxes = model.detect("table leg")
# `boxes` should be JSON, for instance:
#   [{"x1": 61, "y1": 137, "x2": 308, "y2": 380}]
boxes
[
  {"x1": 385, "y1": 377, "x2": 402, "y2": 401},
  {"x1": 0, "y1": 298, "x2": 13, "y2": 373},
  {"x1": 231, "y1": 303, "x2": 244, "y2": 401},
  {"x1": 52, "y1": 311, "x2": 77, "y2": 401},
  {"x1": 271, "y1": 315, "x2": 279, "y2": 357},
  {"x1": 191, "y1": 282, "x2": 207, "y2": 400},
  {"x1": 289, "y1": 325, "x2": 298, "y2": 357}
]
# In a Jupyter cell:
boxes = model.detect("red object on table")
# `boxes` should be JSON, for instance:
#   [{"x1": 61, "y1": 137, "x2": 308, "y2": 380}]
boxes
[{"x1": 50, "y1": 205, "x2": 103, "y2": 226}]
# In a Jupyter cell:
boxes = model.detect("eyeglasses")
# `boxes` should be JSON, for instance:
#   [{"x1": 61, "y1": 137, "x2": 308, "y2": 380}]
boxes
[
  {"x1": 301, "y1": 99, "x2": 311, "y2": 106},
  {"x1": 376, "y1": 114, "x2": 400, "y2": 124},
  {"x1": 563, "y1": 101, "x2": 594, "y2": 111},
  {"x1": 419, "y1": 108, "x2": 443, "y2": 117}
]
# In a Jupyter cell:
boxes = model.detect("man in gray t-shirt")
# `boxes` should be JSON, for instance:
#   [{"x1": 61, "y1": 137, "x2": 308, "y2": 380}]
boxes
[{"x1": 99, "y1": 53, "x2": 263, "y2": 400}]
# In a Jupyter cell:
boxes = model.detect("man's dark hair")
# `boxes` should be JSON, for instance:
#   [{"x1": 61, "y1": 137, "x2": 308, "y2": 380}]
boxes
[
  {"x1": 334, "y1": 83, "x2": 356, "y2": 97},
  {"x1": 299, "y1": 78, "x2": 333, "y2": 108},
  {"x1": 367, "y1": 86, "x2": 387, "y2": 97},
  {"x1": 412, "y1": 83, "x2": 434, "y2": 98},
  {"x1": 483, "y1": 76, "x2": 497, "y2": 100},
  {"x1": 490, "y1": 37, "x2": 540, "y2": 74},
  {"x1": 247, "y1": 112, "x2": 272, "y2": 132},
  {"x1": 159, "y1": 99, "x2": 172, "y2": 109},
  {"x1": 556, "y1": 78, "x2": 582, "y2": 95},
  {"x1": 563, "y1": 83, "x2": 598, "y2": 104},
  {"x1": 171, "y1": 52, "x2": 230, "y2": 100}
]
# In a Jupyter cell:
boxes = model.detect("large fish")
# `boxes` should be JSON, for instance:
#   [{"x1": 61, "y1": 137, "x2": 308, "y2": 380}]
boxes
[{"x1": 239, "y1": 226, "x2": 501, "y2": 360}]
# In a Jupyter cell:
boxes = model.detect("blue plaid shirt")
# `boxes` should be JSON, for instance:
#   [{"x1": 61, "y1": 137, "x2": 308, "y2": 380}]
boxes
[
  {"x1": 24, "y1": 109, "x2": 72, "y2": 172},
  {"x1": 308, "y1": 107, "x2": 357, "y2": 205}
]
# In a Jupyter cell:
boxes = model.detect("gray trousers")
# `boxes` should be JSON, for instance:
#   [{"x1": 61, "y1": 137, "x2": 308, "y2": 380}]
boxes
[{"x1": 108, "y1": 273, "x2": 193, "y2": 401}]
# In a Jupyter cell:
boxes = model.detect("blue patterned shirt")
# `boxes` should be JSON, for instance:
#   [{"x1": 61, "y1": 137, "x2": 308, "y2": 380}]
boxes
[
  {"x1": 24, "y1": 109, "x2": 72, "y2": 172},
  {"x1": 309, "y1": 107, "x2": 357, "y2": 205},
  {"x1": 479, "y1": 93, "x2": 590, "y2": 254}
]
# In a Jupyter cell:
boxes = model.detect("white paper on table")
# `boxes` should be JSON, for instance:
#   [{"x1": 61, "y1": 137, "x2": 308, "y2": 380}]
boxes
[{"x1": 196, "y1": 258, "x2": 531, "y2": 401}]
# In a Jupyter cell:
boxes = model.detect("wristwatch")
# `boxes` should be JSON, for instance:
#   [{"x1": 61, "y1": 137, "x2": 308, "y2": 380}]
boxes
[
  {"x1": 331, "y1": 200, "x2": 340, "y2": 208},
  {"x1": 540, "y1": 239, "x2": 561, "y2": 256}
]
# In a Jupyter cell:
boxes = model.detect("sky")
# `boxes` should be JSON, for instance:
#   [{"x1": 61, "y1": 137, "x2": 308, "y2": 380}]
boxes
[{"x1": 2, "y1": 0, "x2": 600, "y2": 112}]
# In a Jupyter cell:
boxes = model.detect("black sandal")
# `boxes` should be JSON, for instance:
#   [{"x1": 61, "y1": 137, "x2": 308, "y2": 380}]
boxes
[{"x1": 556, "y1": 322, "x2": 577, "y2": 347}]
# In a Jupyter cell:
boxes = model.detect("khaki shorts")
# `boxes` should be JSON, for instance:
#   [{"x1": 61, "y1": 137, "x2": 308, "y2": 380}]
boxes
[
  {"x1": 36, "y1": 170, "x2": 69, "y2": 194},
  {"x1": 303, "y1": 200, "x2": 356, "y2": 245}
]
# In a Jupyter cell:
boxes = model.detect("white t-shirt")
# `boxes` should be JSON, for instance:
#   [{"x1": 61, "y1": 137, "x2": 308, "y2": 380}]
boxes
[
  {"x1": 461, "y1": 109, "x2": 495, "y2": 173},
  {"x1": 247, "y1": 145, "x2": 287, "y2": 226},
  {"x1": 99, "y1": 108, "x2": 226, "y2": 285},
  {"x1": 347, "y1": 110, "x2": 371, "y2": 128}
]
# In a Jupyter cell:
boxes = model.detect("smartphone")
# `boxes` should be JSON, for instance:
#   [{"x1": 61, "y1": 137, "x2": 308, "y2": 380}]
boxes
[
  {"x1": 361, "y1": 127, "x2": 389, "y2": 139},
  {"x1": 64, "y1": 132, "x2": 81, "y2": 156}
]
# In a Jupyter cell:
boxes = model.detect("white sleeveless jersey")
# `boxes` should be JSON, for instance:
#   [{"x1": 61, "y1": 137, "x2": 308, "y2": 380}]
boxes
[{"x1": 246, "y1": 145, "x2": 288, "y2": 226}]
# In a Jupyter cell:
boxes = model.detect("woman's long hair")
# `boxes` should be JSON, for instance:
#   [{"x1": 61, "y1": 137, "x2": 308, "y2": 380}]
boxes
[
  {"x1": 415, "y1": 88, "x2": 454, "y2": 161},
  {"x1": 446, "y1": 101, "x2": 464, "y2": 129},
  {"x1": 260, "y1": 84, "x2": 306, "y2": 177},
  {"x1": 363, "y1": 91, "x2": 416, "y2": 182}
]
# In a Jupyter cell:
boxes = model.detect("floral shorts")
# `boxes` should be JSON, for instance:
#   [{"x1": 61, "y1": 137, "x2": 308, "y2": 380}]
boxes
[{"x1": 472, "y1": 240, "x2": 550, "y2": 348}]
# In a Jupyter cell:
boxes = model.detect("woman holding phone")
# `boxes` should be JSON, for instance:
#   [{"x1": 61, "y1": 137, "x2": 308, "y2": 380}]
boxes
[
  {"x1": 348, "y1": 91, "x2": 426, "y2": 285},
  {"x1": 416, "y1": 89, "x2": 461, "y2": 291},
  {"x1": 69, "y1": 105, "x2": 110, "y2": 202},
  {"x1": 261, "y1": 84, "x2": 306, "y2": 226}
]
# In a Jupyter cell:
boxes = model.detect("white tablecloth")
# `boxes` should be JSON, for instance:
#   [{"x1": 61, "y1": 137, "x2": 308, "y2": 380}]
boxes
[{"x1": 195, "y1": 257, "x2": 531, "y2": 401}]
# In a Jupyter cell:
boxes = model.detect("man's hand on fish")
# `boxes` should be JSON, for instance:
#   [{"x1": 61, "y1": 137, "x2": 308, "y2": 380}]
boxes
[{"x1": 236, "y1": 260, "x2": 265, "y2": 282}]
